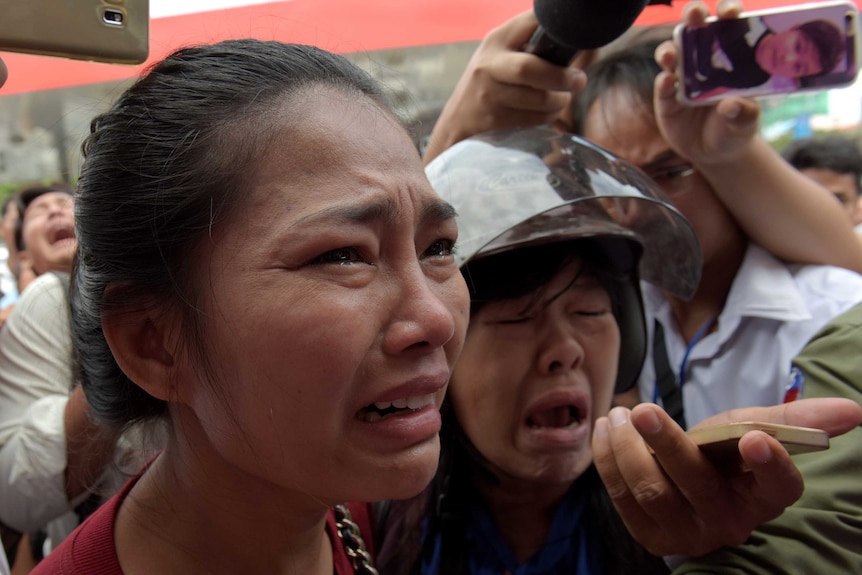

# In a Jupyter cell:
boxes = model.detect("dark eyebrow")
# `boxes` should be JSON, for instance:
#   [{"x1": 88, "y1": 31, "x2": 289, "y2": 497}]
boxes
[
  {"x1": 289, "y1": 196, "x2": 457, "y2": 229},
  {"x1": 639, "y1": 149, "x2": 681, "y2": 172},
  {"x1": 420, "y1": 199, "x2": 458, "y2": 224}
]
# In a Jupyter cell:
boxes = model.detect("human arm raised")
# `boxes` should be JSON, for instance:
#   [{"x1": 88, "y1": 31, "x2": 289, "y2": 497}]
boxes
[
  {"x1": 653, "y1": 0, "x2": 862, "y2": 273},
  {"x1": 422, "y1": 10, "x2": 589, "y2": 165}
]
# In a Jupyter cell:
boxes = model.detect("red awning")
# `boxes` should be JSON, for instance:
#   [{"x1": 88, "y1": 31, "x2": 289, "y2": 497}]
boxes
[{"x1": 0, "y1": 0, "x2": 858, "y2": 95}]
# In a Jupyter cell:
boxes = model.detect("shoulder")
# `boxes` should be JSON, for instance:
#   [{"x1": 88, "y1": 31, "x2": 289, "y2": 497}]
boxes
[
  {"x1": 794, "y1": 302, "x2": 862, "y2": 399},
  {"x1": 20, "y1": 273, "x2": 68, "y2": 300},
  {"x1": 30, "y1": 471, "x2": 135, "y2": 575},
  {"x1": 5, "y1": 273, "x2": 69, "y2": 326},
  {"x1": 789, "y1": 263, "x2": 862, "y2": 305},
  {"x1": 30, "y1": 496, "x2": 123, "y2": 574}
]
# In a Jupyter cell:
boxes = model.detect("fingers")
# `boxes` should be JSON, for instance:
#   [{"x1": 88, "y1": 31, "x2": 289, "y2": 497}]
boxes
[
  {"x1": 655, "y1": 40, "x2": 678, "y2": 72},
  {"x1": 593, "y1": 408, "x2": 696, "y2": 555},
  {"x1": 490, "y1": 52, "x2": 585, "y2": 95},
  {"x1": 682, "y1": 1, "x2": 710, "y2": 27},
  {"x1": 596, "y1": 404, "x2": 809, "y2": 557},
  {"x1": 683, "y1": 0, "x2": 742, "y2": 25},
  {"x1": 592, "y1": 415, "x2": 664, "y2": 551},
  {"x1": 489, "y1": 10, "x2": 540, "y2": 51},
  {"x1": 737, "y1": 430, "x2": 804, "y2": 517},
  {"x1": 654, "y1": 70, "x2": 686, "y2": 121},
  {"x1": 780, "y1": 398, "x2": 862, "y2": 436},
  {"x1": 630, "y1": 405, "x2": 730, "y2": 517},
  {"x1": 715, "y1": 0, "x2": 744, "y2": 20},
  {"x1": 696, "y1": 398, "x2": 862, "y2": 437}
]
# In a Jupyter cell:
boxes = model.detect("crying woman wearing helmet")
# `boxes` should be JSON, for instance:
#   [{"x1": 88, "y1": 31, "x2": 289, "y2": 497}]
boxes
[{"x1": 374, "y1": 127, "x2": 859, "y2": 575}]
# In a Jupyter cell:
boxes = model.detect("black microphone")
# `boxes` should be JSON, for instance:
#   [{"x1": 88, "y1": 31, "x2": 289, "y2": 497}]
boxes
[{"x1": 524, "y1": 0, "x2": 654, "y2": 66}]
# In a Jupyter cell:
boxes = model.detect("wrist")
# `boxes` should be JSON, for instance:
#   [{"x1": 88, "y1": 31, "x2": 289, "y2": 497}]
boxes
[{"x1": 692, "y1": 136, "x2": 764, "y2": 176}]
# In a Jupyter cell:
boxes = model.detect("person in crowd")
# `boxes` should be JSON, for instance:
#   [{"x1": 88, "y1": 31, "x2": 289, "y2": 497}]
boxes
[
  {"x1": 0, "y1": 187, "x2": 45, "y2": 325},
  {"x1": 0, "y1": 195, "x2": 24, "y2": 328},
  {"x1": 782, "y1": 135, "x2": 862, "y2": 229},
  {"x1": 1, "y1": 197, "x2": 21, "y2": 306},
  {"x1": 12, "y1": 184, "x2": 75, "y2": 279},
  {"x1": 0, "y1": 182, "x2": 124, "y2": 561},
  {"x1": 0, "y1": 49, "x2": 16, "y2": 575},
  {"x1": 573, "y1": 40, "x2": 862, "y2": 426},
  {"x1": 375, "y1": 127, "x2": 857, "y2": 574},
  {"x1": 32, "y1": 38, "x2": 469, "y2": 575},
  {"x1": 23, "y1": 38, "x2": 862, "y2": 574}
]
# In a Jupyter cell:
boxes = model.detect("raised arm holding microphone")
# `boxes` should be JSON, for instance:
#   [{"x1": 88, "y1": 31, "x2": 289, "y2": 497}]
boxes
[{"x1": 425, "y1": 1, "x2": 862, "y2": 274}]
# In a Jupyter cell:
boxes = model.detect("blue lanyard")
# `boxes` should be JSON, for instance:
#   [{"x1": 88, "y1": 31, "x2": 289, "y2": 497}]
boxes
[
  {"x1": 653, "y1": 316, "x2": 717, "y2": 403},
  {"x1": 678, "y1": 316, "x2": 717, "y2": 386}
]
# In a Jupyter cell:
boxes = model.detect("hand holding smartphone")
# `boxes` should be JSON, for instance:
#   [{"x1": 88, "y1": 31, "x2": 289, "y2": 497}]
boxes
[
  {"x1": 675, "y1": 1, "x2": 860, "y2": 105},
  {"x1": 0, "y1": 0, "x2": 149, "y2": 65},
  {"x1": 688, "y1": 421, "x2": 829, "y2": 469}
]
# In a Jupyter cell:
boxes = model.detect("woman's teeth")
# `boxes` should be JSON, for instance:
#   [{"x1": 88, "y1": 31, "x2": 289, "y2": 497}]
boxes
[{"x1": 359, "y1": 393, "x2": 437, "y2": 422}]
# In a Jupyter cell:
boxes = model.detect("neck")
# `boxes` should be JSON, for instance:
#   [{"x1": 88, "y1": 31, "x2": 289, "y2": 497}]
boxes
[
  {"x1": 474, "y1": 470, "x2": 573, "y2": 564},
  {"x1": 114, "y1": 407, "x2": 334, "y2": 575},
  {"x1": 666, "y1": 240, "x2": 747, "y2": 344}
]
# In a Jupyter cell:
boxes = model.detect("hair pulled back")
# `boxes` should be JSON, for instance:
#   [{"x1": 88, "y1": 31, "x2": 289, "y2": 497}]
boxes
[{"x1": 72, "y1": 39, "x2": 390, "y2": 427}]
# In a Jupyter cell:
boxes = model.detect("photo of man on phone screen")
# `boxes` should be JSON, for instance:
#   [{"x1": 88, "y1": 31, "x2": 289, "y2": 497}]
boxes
[{"x1": 683, "y1": 14, "x2": 845, "y2": 100}]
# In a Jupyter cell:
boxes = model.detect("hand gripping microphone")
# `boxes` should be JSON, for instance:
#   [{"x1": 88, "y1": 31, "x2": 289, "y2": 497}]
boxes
[{"x1": 524, "y1": 0, "x2": 659, "y2": 66}]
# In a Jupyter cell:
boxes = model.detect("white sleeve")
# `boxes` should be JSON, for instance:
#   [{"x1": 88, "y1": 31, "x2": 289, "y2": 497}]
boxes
[
  {"x1": 0, "y1": 274, "x2": 75, "y2": 532},
  {"x1": 0, "y1": 535, "x2": 9, "y2": 575}
]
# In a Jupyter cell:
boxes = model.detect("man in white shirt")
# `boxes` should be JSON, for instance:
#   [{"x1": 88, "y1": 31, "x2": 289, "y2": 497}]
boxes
[{"x1": 574, "y1": 44, "x2": 862, "y2": 428}]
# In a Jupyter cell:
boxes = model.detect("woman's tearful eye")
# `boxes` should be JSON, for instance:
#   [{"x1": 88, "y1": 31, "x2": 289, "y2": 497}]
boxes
[
  {"x1": 422, "y1": 239, "x2": 456, "y2": 259},
  {"x1": 310, "y1": 247, "x2": 368, "y2": 266}
]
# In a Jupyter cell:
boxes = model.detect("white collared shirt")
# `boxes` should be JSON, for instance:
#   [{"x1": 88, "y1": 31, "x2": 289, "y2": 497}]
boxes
[{"x1": 639, "y1": 243, "x2": 862, "y2": 426}]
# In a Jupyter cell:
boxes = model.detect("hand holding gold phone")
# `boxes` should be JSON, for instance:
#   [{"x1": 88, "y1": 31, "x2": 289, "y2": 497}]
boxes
[
  {"x1": 0, "y1": 0, "x2": 149, "y2": 65},
  {"x1": 688, "y1": 421, "x2": 829, "y2": 468}
]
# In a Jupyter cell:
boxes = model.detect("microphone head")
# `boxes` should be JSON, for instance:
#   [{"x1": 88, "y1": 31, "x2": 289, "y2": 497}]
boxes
[{"x1": 534, "y1": 0, "x2": 651, "y2": 50}]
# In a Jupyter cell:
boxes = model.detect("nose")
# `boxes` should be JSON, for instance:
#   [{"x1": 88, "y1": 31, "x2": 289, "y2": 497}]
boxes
[
  {"x1": 382, "y1": 263, "x2": 460, "y2": 356},
  {"x1": 537, "y1": 316, "x2": 585, "y2": 376},
  {"x1": 48, "y1": 199, "x2": 71, "y2": 216}
]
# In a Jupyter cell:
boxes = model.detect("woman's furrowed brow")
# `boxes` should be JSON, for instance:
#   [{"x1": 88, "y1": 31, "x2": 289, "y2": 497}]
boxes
[{"x1": 288, "y1": 197, "x2": 457, "y2": 229}]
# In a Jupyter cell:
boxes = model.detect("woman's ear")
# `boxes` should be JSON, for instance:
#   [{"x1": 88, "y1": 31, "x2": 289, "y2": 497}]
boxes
[{"x1": 101, "y1": 300, "x2": 184, "y2": 403}]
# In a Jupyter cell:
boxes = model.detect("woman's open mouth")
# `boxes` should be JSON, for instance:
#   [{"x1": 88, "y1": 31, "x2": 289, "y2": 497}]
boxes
[{"x1": 526, "y1": 405, "x2": 581, "y2": 429}]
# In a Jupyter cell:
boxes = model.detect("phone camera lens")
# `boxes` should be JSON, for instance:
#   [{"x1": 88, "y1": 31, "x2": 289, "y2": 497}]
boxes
[{"x1": 102, "y1": 8, "x2": 125, "y2": 26}]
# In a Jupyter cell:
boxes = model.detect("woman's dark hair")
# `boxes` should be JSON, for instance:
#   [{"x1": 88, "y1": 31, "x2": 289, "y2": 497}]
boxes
[
  {"x1": 72, "y1": 40, "x2": 392, "y2": 427},
  {"x1": 376, "y1": 240, "x2": 667, "y2": 575},
  {"x1": 571, "y1": 40, "x2": 663, "y2": 137}
]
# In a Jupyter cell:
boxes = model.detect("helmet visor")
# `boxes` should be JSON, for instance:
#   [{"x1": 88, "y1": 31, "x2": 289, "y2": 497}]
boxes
[{"x1": 426, "y1": 127, "x2": 702, "y2": 300}]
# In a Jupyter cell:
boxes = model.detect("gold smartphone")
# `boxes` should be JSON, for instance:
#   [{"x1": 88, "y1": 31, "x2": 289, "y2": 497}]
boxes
[
  {"x1": 0, "y1": 0, "x2": 149, "y2": 65},
  {"x1": 688, "y1": 421, "x2": 829, "y2": 469}
]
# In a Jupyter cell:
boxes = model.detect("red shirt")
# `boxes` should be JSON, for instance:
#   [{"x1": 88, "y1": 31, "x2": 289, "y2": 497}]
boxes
[{"x1": 32, "y1": 472, "x2": 376, "y2": 574}]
